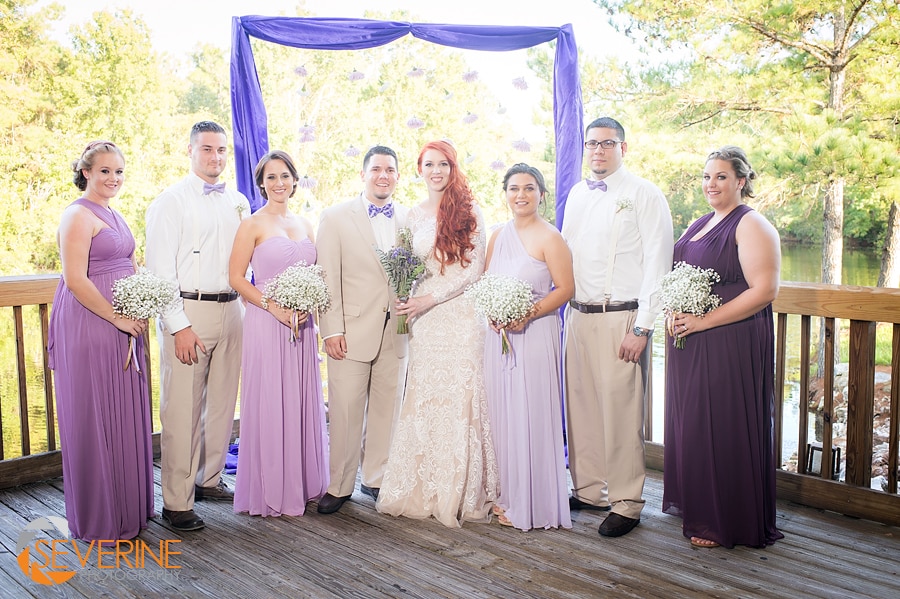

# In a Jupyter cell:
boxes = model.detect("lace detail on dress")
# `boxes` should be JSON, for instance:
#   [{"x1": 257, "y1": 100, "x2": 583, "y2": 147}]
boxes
[{"x1": 377, "y1": 204, "x2": 498, "y2": 527}]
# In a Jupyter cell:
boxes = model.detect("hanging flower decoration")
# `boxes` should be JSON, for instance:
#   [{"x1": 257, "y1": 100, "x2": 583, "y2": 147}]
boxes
[
  {"x1": 490, "y1": 160, "x2": 506, "y2": 171},
  {"x1": 344, "y1": 145, "x2": 361, "y2": 157},
  {"x1": 407, "y1": 116, "x2": 425, "y2": 129},
  {"x1": 464, "y1": 154, "x2": 477, "y2": 164},
  {"x1": 512, "y1": 138, "x2": 531, "y2": 152},
  {"x1": 348, "y1": 69, "x2": 365, "y2": 81},
  {"x1": 497, "y1": 104, "x2": 507, "y2": 114},
  {"x1": 297, "y1": 175, "x2": 317, "y2": 190},
  {"x1": 296, "y1": 87, "x2": 309, "y2": 97},
  {"x1": 462, "y1": 112, "x2": 479, "y2": 125},
  {"x1": 294, "y1": 65, "x2": 308, "y2": 77},
  {"x1": 462, "y1": 70, "x2": 478, "y2": 82},
  {"x1": 298, "y1": 124, "x2": 316, "y2": 143},
  {"x1": 512, "y1": 77, "x2": 528, "y2": 91},
  {"x1": 379, "y1": 82, "x2": 390, "y2": 93},
  {"x1": 444, "y1": 89, "x2": 454, "y2": 100},
  {"x1": 407, "y1": 67, "x2": 425, "y2": 78}
]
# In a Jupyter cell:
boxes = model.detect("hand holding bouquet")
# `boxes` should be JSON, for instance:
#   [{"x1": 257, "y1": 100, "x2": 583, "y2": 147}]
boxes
[
  {"x1": 263, "y1": 262, "x2": 332, "y2": 342},
  {"x1": 112, "y1": 268, "x2": 178, "y2": 371},
  {"x1": 465, "y1": 273, "x2": 534, "y2": 355},
  {"x1": 659, "y1": 261, "x2": 722, "y2": 349},
  {"x1": 377, "y1": 228, "x2": 426, "y2": 334}
]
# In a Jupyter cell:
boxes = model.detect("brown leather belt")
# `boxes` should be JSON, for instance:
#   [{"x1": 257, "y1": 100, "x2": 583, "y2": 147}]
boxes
[
  {"x1": 181, "y1": 291, "x2": 239, "y2": 303},
  {"x1": 569, "y1": 299, "x2": 638, "y2": 314}
]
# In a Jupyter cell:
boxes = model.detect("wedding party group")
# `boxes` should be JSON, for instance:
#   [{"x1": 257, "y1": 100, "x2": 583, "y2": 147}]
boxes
[{"x1": 48, "y1": 115, "x2": 783, "y2": 553}]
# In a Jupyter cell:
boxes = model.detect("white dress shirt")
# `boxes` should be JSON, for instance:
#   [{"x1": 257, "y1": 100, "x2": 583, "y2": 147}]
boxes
[
  {"x1": 145, "y1": 172, "x2": 251, "y2": 333},
  {"x1": 365, "y1": 194, "x2": 396, "y2": 252},
  {"x1": 561, "y1": 166, "x2": 674, "y2": 331}
]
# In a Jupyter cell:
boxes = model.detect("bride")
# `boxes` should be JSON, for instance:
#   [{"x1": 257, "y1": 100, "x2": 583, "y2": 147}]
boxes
[{"x1": 376, "y1": 139, "x2": 498, "y2": 527}]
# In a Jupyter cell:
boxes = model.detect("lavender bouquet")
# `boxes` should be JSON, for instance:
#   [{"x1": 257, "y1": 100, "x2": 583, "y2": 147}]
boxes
[
  {"x1": 377, "y1": 228, "x2": 425, "y2": 334},
  {"x1": 112, "y1": 268, "x2": 178, "y2": 371},
  {"x1": 659, "y1": 261, "x2": 722, "y2": 349},
  {"x1": 465, "y1": 273, "x2": 534, "y2": 355},
  {"x1": 263, "y1": 261, "x2": 331, "y2": 342}
]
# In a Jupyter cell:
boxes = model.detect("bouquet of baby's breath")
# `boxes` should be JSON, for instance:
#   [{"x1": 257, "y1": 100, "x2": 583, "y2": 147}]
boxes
[
  {"x1": 660, "y1": 261, "x2": 722, "y2": 349},
  {"x1": 377, "y1": 228, "x2": 425, "y2": 334},
  {"x1": 112, "y1": 268, "x2": 178, "y2": 371},
  {"x1": 263, "y1": 261, "x2": 331, "y2": 342},
  {"x1": 465, "y1": 273, "x2": 534, "y2": 355}
]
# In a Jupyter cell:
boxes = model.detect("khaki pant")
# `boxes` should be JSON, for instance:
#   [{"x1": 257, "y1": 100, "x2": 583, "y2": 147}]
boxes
[{"x1": 158, "y1": 299, "x2": 242, "y2": 511}]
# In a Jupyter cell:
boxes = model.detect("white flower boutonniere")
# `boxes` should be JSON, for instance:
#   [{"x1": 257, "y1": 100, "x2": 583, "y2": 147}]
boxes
[
  {"x1": 235, "y1": 204, "x2": 248, "y2": 219},
  {"x1": 616, "y1": 197, "x2": 633, "y2": 213}
]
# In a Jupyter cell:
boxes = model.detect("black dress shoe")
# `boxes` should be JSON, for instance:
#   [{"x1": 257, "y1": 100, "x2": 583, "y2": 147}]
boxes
[
  {"x1": 195, "y1": 480, "x2": 234, "y2": 502},
  {"x1": 360, "y1": 485, "x2": 380, "y2": 500},
  {"x1": 569, "y1": 495, "x2": 612, "y2": 512},
  {"x1": 317, "y1": 493, "x2": 351, "y2": 514},
  {"x1": 162, "y1": 508, "x2": 205, "y2": 531},
  {"x1": 598, "y1": 513, "x2": 640, "y2": 537}
]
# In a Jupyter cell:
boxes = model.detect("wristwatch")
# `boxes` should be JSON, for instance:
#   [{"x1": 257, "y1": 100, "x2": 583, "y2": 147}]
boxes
[
  {"x1": 260, "y1": 296, "x2": 269, "y2": 311},
  {"x1": 632, "y1": 326, "x2": 652, "y2": 337}
]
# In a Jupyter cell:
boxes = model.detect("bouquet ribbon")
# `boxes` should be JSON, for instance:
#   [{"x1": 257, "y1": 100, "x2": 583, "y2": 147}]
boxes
[{"x1": 123, "y1": 335, "x2": 141, "y2": 373}]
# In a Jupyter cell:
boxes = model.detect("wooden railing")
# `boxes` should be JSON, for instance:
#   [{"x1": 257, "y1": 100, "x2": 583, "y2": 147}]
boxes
[{"x1": 2, "y1": 275, "x2": 899, "y2": 526}]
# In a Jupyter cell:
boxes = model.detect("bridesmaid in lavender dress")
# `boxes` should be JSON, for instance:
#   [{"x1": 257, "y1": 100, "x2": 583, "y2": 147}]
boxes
[
  {"x1": 230, "y1": 151, "x2": 329, "y2": 517},
  {"x1": 48, "y1": 141, "x2": 154, "y2": 540},
  {"x1": 483, "y1": 164, "x2": 574, "y2": 530}
]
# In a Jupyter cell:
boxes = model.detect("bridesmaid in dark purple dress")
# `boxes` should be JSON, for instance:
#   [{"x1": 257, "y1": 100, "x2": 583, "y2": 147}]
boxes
[
  {"x1": 48, "y1": 141, "x2": 154, "y2": 540},
  {"x1": 663, "y1": 146, "x2": 783, "y2": 549}
]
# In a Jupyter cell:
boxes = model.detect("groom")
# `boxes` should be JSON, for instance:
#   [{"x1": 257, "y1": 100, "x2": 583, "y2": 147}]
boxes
[{"x1": 316, "y1": 145, "x2": 409, "y2": 514}]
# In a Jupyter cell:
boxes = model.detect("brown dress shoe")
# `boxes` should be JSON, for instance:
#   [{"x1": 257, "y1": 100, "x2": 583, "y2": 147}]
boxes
[
  {"x1": 316, "y1": 493, "x2": 351, "y2": 514},
  {"x1": 194, "y1": 480, "x2": 234, "y2": 502},
  {"x1": 598, "y1": 513, "x2": 640, "y2": 537},
  {"x1": 162, "y1": 508, "x2": 205, "y2": 531}
]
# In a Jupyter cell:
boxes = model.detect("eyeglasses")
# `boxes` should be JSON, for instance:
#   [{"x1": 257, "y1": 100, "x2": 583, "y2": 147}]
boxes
[{"x1": 584, "y1": 139, "x2": 622, "y2": 151}]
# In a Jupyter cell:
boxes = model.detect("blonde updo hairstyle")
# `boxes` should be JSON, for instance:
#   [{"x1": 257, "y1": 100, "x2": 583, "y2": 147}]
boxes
[{"x1": 72, "y1": 141, "x2": 123, "y2": 191}]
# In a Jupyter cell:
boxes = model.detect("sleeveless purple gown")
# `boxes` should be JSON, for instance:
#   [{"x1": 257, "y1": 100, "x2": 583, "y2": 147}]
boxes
[
  {"x1": 662, "y1": 204, "x2": 783, "y2": 548},
  {"x1": 484, "y1": 222, "x2": 571, "y2": 530},
  {"x1": 48, "y1": 198, "x2": 154, "y2": 541},
  {"x1": 234, "y1": 236, "x2": 329, "y2": 516}
]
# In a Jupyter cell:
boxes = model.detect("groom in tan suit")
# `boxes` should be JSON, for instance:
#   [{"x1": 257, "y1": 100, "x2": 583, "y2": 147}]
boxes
[{"x1": 316, "y1": 145, "x2": 409, "y2": 514}]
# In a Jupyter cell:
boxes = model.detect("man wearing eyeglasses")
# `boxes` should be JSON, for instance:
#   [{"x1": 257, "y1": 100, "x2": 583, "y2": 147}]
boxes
[{"x1": 561, "y1": 117, "x2": 674, "y2": 538}]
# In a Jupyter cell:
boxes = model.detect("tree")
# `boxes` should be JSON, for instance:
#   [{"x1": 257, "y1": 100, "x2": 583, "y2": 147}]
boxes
[{"x1": 592, "y1": 0, "x2": 900, "y2": 285}]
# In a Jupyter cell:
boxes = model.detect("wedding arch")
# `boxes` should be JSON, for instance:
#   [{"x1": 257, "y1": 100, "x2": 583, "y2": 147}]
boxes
[{"x1": 230, "y1": 16, "x2": 584, "y2": 223}]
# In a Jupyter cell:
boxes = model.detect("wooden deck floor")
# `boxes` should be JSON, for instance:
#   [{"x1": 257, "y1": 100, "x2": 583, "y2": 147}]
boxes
[{"x1": 1, "y1": 467, "x2": 898, "y2": 599}]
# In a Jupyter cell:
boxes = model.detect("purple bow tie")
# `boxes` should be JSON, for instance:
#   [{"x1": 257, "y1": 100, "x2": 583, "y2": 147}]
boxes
[
  {"x1": 368, "y1": 202, "x2": 394, "y2": 219},
  {"x1": 585, "y1": 178, "x2": 607, "y2": 192},
  {"x1": 203, "y1": 182, "x2": 226, "y2": 195}
]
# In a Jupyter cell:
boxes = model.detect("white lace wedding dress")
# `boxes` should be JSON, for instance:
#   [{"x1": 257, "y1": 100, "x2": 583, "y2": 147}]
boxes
[{"x1": 376, "y1": 205, "x2": 499, "y2": 527}]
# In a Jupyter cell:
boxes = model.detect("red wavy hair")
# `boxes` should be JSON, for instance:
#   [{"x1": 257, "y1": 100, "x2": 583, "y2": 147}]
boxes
[{"x1": 417, "y1": 140, "x2": 477, "y2": 274}]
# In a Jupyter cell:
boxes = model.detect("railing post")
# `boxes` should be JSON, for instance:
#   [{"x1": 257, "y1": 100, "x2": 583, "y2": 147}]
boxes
[{"x1": 846, "y1": 320, "x2": 876, "y2": 487}]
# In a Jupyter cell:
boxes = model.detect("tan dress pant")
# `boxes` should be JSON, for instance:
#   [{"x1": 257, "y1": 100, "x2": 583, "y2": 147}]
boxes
[
  {"x1": 563, "y1": 308, "x2": 648, "y2": 520},
  {"x1": 158, "y1": 299, "x2": 242, "y2": 511},
  {"x1": 325, "y1": 320, "x2": 406, "y2": 497}
]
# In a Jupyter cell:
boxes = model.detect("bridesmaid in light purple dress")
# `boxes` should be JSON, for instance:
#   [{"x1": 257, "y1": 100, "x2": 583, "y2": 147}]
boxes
[
  {"x1": 48, "y1": 141, "x2": 154, "y2": 540},
  {"x1": 483, "y1": 164, "x2": 575, "y2": 530},
  {"x1": 230, "y1": 151, "x2": 328, "y2": 516}
]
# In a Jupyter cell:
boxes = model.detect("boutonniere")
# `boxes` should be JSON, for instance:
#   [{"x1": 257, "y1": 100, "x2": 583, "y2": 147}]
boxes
[
  {"x1": 616, "y1": 197, "x2": 633, "y2": 213},
  {"x1": 235, "y1": 204, "x2": 248, "y2": 219}
]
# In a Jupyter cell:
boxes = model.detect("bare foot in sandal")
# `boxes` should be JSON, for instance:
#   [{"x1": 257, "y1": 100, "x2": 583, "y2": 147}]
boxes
[
  {"x1": 690, "y1": 536, "x2": 720, "y2": 548},
  {"x1": 498, "y1": 514, "x2": 514, "y2": 527},
  {"x1": 492, "y1": 505, "x2": 505, "y2": 517}
]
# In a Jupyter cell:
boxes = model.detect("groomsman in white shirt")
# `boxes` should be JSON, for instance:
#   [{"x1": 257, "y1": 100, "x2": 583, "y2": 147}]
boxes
[
  {"x1": 561, "y1": 116, "x2": 673, "y2": 538},
  {"x1": 145, "y1": 121, "x2": 251, "y2": 531}
]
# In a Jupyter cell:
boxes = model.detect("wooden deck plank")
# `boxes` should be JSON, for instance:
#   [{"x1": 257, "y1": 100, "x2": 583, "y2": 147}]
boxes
[{"x1": 1, "y1": 469, "x2": 898, "y2": 599}]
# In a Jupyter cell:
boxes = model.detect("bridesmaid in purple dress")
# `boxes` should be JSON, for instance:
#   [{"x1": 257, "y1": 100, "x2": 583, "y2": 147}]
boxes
[
  {"x1": 48, "y1": 141, "x2": 154, "y2": 540},
  {"x1": 483, "y1": 164, "x2": 574, "y2": 530},
  {"x1": 663, "y1": 146, "x2": 783, "y2": 549},
  {"x1": 229, "y1": 150, "x2": 328, "y2": 517}
]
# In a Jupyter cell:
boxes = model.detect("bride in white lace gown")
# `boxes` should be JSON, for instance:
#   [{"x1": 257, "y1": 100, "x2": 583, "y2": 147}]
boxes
[{"x1": 376, "y1": 140, "x2": 498, "y2": 527}]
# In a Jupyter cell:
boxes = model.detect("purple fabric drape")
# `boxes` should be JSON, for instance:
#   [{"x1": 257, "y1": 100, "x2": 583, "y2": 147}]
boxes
[{"x1": 231, "y1": 16, "x2": 583, "y2": 225}]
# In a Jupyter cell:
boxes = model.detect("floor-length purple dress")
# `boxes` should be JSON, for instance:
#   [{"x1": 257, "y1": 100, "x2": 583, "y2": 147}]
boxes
[
  {"x1": 48, "y1": 198, "x2": 154, "y2": 541},
  {"x1": 484, "y1": 222, "x2": 571, "y2": 530},
  {"x1": 234, "y1": 236, "x2": 329, "y2": 517},
  {"x1": 662, "y1": 204, "x2": 783, "y2": 548}
]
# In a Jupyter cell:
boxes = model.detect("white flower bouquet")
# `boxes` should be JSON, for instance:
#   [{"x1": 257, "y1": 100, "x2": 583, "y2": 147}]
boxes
[
  {"x1": 111, "y1": 268, "x2": 178, "y2": 371},
  {"x1": 377, "y1": 228, "x2": 426, "y2": 334},
  {"x1": 659, "y1": 261, "x2": 722, "y2": 349},
  {"x1": 263, "y1": 261, "x2": 331, "y2": 341},
  {"x1": 465, "y1": 273, "x2": 534, "y2": 354}
]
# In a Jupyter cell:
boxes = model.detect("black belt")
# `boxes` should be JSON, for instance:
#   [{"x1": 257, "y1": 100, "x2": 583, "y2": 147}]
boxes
[
  {"x1": 181, "y1": 291, "x2": 239, "y2": 303},
  {"x1": 569, "y1": 299, "x2": 638, "y2": 314}
]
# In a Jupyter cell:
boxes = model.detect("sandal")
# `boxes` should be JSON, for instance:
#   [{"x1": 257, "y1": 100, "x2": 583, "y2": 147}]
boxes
[
  {"x1": 492, "y1": 505, "x2": 505, "y2": 517},
  {"x1": 497, "y1": 514, "x2": 514, "y2": 527},
  {"x1": 690, "y1": 537, "x2": 720, "y2": 548}
]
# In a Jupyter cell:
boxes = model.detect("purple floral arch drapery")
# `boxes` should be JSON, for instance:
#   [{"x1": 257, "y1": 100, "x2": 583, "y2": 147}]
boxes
[{"x1": 231, "y1": 16, "x2": 583, "y2": 225}]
